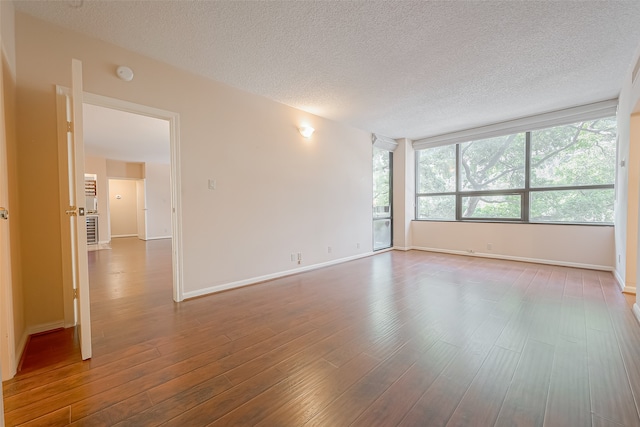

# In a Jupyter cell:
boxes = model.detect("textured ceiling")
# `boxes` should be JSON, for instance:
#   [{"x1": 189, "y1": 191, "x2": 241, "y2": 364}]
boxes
[
  {"x1": 83, "y1": 104, "x2": 170, "y2": 164},
  {"x1": 15, "y1": 0, "x2": 640, "y2": 140}
]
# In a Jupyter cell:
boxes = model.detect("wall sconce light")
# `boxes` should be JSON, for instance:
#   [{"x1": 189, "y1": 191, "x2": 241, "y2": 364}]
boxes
[
  {"x1": 116, "y1": 65, "x2": 134, "y2": 82},
  {"x1": 299, "y1": 126, "x2": 315, "y2": 139}
]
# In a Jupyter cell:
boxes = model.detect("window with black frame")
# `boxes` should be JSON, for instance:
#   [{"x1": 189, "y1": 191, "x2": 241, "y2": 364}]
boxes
[
  {"x1": 415, "y1": 117, "x2": 616, "y2": 224},
  {"x1": 373, "y1": 147, "x2": 392, "y2": 250}
]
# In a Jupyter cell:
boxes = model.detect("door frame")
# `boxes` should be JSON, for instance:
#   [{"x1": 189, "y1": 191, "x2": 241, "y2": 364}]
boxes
[{"x1": 56, "y1": 89, "x2": 184, "y2": 315}]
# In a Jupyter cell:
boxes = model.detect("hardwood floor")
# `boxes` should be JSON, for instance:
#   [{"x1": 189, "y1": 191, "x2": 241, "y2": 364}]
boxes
[{"x1": 4, "y1": 237, "x2": 640, "y2": 426}]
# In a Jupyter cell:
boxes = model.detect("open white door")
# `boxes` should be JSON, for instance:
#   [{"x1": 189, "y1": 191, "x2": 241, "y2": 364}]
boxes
[
  {"x1": 66, "y1": 59, "x2": 92, "y2": 360},
  {"x1": 0, "y1": 9, "x2": 13, "y2": 420}
]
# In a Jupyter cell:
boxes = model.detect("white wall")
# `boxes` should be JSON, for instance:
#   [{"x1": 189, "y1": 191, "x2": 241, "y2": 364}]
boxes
[
  {"x1": 145, "y1": 162, "x2": 171, "y2": 239},
  {"x1": 412, "y1": 221, "x2": 615, "y2": 270},
  {"x1": 108, "y1": 179, "x2": 138, "y2": 237},
  {"x1": 392, "y1": 138, "x2": 414, "y2": 250}
]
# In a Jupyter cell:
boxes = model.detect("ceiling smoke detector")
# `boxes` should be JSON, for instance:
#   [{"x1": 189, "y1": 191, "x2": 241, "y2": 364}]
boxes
[{"x1": 116, "y1": 66, "x2": 134, "y2": 82}]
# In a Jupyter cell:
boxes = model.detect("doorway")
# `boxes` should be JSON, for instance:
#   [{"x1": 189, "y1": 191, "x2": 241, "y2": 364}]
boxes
[
  {"x1": 80, "y1": 93, "x2": 183, "y2": 305},
  {"x1": 52, "y1": 88, "x2": 183, "y2": 364}
]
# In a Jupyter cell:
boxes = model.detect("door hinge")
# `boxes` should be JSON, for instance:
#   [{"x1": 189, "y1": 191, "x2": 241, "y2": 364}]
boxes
[
  {"x1": 67, "y1": 121, "x2": 72, "y2": 133},
  {"x1": 73, "y1": 288, "x2": 78, "y2": 299}
]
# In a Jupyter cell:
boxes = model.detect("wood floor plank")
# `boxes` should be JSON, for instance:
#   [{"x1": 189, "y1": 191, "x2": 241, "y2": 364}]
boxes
[
  {"x1": 112, "y1": 375, "x2": 233, "y2": 426},
  {"x1": 305, "y1": 341, "x2": 441, "y2": 426},
  {"x1": 206, "y1": 358, "x2": 336, "y2": 426},
  {"x1": 17, "y1": 406, "x2": 70, "y2": 427},
  {"x1": 587, "y1": 325, "x2": 640, "y2": 426},
  {"x1": 445, "y1": 345, "x2": 521, "y2": 427},
  {"x1": 543, "y1": 336, "x2": 591, "y2": 427},
  {"x1": 592, "y1": 413, "x2": 626, "y2": 427},
  {"x1": 351, "y1": 340, "x2": 459, "y2": 426},
  {"x1": 396, "y1": 315, "x2": 508, "y2": 427},
  {"x1": 493, "y1": 339, "x2": 555, "y2": 427},
  {"x1": 254, "y1": 353, "x2": 380, "y2": 426},
  {"x1": 4, "y1": 239, "x2": 640, "y2": 427}
]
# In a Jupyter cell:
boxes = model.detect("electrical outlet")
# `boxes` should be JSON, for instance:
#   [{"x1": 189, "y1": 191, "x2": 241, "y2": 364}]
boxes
[
  {"x1": 207, "y1": 179, "x2": 216, "y2": 190},
  {"x1": 328, "y1": 246, "x2": 332, "y2": 253},
  {"x1": 356, "y1": 243, "x2": 360, "y2": 249},
  {"x1": 487, "y1": 243, "x2": 492, "y2": 250}
]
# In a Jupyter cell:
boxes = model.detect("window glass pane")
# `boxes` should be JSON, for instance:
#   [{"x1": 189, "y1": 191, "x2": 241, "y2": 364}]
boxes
[
  {"x1": 530, "y1": 189, "x2": 614, "y2": 223},
  {"x1": 460, "y1": 133, "x2": 525, "y2": 191},
  {"x1": 373, "y1": 147, "x2": 392, "y2": 249},
  {"x1": 373, "y1": 147, "x2": 391, "y2": 215},
  {"x1": 462, "y1": 194, "x2": 521, "y2": 219},
  {"x1": 417, "y1": 195, "x2": 456, "y2": 220},
  {"x1": 416, "y1": 145, "x2": 456, "y2": 194},
  {"x1": 530, "y1": 118, "x2": 616, "y2": 188},
  {"x1": 373, "y1": 219, "x2": 392, "y2": 250}
]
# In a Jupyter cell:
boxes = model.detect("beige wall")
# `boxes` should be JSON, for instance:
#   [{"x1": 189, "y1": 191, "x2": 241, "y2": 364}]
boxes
[
  {"x1": 106, "y1": 159, "x2": 144, "y2": 179},
  {"x1": 145, "y1": 162, "x2": 171, "y2": 239},
  {"x1": 412, "y1": 221, "x2": 615, "y2": 269},
  {"x1": 15, "y1": 13, "x2": 371, "y2": 323},
  {"x1": 625, "y1": 113, "x2": 640, "y2": 291},
  {"x1": 84, "y1": 155, "x2": 108, "y2": 243},
  {"x1": 108, "y1": 179, "x2": 138, "y2": 237}
]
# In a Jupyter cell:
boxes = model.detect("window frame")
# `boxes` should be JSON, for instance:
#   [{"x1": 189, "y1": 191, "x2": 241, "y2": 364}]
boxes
[
  {"x1": 373, "y1": 147, "x2": 393, "y2": 251},
  {"x1": 415, "y1": 121, "x2": 616, "y2": 225}
]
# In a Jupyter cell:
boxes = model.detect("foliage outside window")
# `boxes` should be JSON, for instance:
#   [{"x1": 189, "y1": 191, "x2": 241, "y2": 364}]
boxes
[
  {"x1": 373, "y1": 147, "x2": 392, "y2": 250},
  {"x1": 415, "y1": 117, "x2": 616, "y2": 224}
]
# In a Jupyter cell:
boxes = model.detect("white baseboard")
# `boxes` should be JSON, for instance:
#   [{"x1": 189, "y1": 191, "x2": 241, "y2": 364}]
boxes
[
  {"x1": 111, "y1": 234, "x2": 137, "y2": 238},
  {"x1": 633, "y1": 303, "x2": 640, "y2": 325},
  {"x1": 392, "y1": 246, "x2": 411, "y2": 251},
  {"x1": 27, "y1": 320, "x2": 65, "y2": 336},
  {"x1": 184, "y1": 251, "x2": 375, "y2": 299},
  {"x1": 614, "y1": 269, "x2": 625, "y2": 292},
  {"x1": 145, "y1": 236, "x2": 172, "y2": 241},
  {"x1": 99, "y1": 240, "x2": 110, "y2": 245},
  {"x1": 624, "y1": 286, "x2": 637, "y2": 294},
  {"x1": 14, "y1": 330, "x2": 29, "y2": 375},
  {"x1": 410, "y1": 246, "x2": 613, "y2": 272}
]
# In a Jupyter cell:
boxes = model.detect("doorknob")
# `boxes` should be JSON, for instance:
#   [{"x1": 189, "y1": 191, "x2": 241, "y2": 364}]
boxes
[
  {"x1": 66, "y1": 206, "x2": 77, "y2": 216},
  {"x1": 0, "y1": 207, "x2": 7, "y2": 220}
]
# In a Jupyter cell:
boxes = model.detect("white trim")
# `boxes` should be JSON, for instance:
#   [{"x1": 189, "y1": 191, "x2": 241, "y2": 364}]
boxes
[
  {"x1": 373, "y1": 247, "x2": 394, "y2": 254},
  {"x1": 633, "y1": 304, "x2": 640, "y2": 325},
  {"x1": 413, "y1": 99, "x2": 618, "y2": 150},
  {"x1": 145, "y1": 236, "x2": 171, "y2": 240},
  {"x1": 372, "y1": 134, "x2": 399, "y2": 152},
  {"x1": 392, "y1": 246, "x2": 411, "y2": 251},
  {"x1": 614, "y1": 269, "x2": 625, "y2": 292},
  {"x1": 624, "y1": 286, "x2": 637, "y2": 294},
  {"x1": 410, "y1": 246, "x2": 613, "y2": 272},
  {"x1": 111, "y1": 234, "x2": 138, "y2": 238},
  {"x1": 184, "y1": 252, "x2": 375, "y2": 299},
  {"x1": 26, "y1": 321, "x2": 65, "y2": 336},
  {"x1": 15, "y1": 330, "x2": 28, "y2": 370}
]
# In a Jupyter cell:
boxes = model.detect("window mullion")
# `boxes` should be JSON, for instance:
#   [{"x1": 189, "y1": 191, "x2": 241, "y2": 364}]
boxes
[
  {"x1": 524, "y1": 131, "x2": 531, "y2": 222},
  {"x1": 455, "y1": 144, "x2": 461, "y2": 220}
]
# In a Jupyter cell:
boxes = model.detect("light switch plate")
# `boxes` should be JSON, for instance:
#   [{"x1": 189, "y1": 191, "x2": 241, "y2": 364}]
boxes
[{"x1": 208, "y1": 179, "x2": 216, "y2": 190}]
